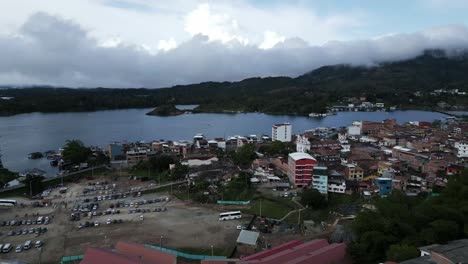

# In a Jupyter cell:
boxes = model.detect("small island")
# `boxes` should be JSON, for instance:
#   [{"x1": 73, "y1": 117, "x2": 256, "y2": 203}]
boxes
[{"x1": 146, "y1": 104, "x2": 186, "y2": 116}]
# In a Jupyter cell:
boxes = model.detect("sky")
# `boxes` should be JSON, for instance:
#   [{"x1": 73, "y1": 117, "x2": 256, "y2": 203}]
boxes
[{"x1": 1, "y1": 0, "x2": 468, "y2": 87}]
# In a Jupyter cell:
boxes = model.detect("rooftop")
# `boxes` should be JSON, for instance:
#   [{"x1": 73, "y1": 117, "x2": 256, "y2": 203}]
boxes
[
  {"x1": 236, "y1": 230, "x2": 259, "y2": 246},
  {"x1": 288, "y1": 152, "x2": 316, "y2": 161}
]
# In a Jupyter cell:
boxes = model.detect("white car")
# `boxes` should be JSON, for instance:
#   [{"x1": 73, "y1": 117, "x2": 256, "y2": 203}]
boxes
[
  {"x1": 94, "y1": 221, "x2": 100, "y2": 227},
  {"x1": 106, "y1": 219, "x2": 111, "y2": 225},
  {"x1": 139, "y1": 215, "x2": 144, "y2": 221},
  {"x1": 15, "y1": 245, "x2": 22, "y2": 253}
]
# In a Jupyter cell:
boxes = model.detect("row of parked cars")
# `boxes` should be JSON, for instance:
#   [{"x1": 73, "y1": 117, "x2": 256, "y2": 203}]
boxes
[
  {"x1": 128, "y1": 207, "x2": 167, "y2": 214},
  {"x1": 73, "y1": 203, "x2": 99, "y2": 213},
  {"x1": 4, "y1": 227, "x2": 48, "y2": 237},
  {"x1": 78, "y1": 219, "x2": 123, "y2": 229},
  {"x1": 0, "y1": 240, "x2": 43, "y2": 253},
  {"x1": 1, "y1": 216, "x2": 50, "y2": 227}
]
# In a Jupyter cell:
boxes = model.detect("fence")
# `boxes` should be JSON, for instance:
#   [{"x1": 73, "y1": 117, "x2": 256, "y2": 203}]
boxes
[
  {"x1": 217, "y1": 200, "x2": 250, "y2": 205},
  {"x1": 144, "y1": 244, "x2": 227, "y2": 260},
  {"x1": 60, "y1": 255, "x2": 84, "y2": 264}
]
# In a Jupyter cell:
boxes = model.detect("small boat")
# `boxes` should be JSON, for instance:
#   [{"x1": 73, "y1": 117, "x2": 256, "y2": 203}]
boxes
[
  {"x1": 50, "y1": 159, "x2": 59, "y2": 167},
  {"x1": 28, "y1": 152, "x2": 44, "y2": 159}
]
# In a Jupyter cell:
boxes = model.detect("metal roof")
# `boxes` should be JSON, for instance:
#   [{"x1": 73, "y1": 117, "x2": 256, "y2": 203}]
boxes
[
  {"x1": 236, "y1": 230, "x2": 259, "y2": 246},
  {"x1": 288, "y1": 152, "x2": 316, "y2": 161}
]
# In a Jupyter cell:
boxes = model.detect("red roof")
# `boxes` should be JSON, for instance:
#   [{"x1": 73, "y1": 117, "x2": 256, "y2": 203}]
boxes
[
  {"x1": 241, "y1": 240, "x2": 303, "y2": 261},
  {"x1": 282, "y1": 243, "x2": 347, "y2": 264},
  {"x1": 115, "y1": 241, "x2": 177, "y2": 264},
  {"x1": 258, "y1": 239, "x2": 330, "y2": 264},
  {"x1": 81, "y1": 247, "x2": 149, "y2": 264}
]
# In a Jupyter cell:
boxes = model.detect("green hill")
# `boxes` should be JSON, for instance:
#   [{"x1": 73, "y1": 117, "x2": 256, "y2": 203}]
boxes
[{"x1": 1, "y1": 50, "x2": 467, "y2": 116}]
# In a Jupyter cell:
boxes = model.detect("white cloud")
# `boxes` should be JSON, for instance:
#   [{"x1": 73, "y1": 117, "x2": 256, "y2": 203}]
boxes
[
  {"x1": 158, "y1": 38, "x2": 177, "y2": 51},
  {"x1": 184, "y1": 3, "x2": 248, "y2": 44},
  {"x1": 259, "y1": 31, "x2": 286, "y2": 49},
  {"x1": 0, "y1": 2, "x2": 467, "y2": 88}
]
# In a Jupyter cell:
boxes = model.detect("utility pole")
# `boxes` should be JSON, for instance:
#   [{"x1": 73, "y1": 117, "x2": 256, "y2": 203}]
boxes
[
  {"x1": 211, "y1": 245, "x2": 214, "y2": 256},
  {"x1": 160, "y1": 235, "x2": 163, "y2": 248},
  {"x1": 259, "y1": 199, "x2": 262, "y2": 217}
]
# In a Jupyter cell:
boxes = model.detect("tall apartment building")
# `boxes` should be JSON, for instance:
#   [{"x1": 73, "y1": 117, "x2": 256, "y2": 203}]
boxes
[
  {"x1": 454, "y1": 142, "x2": 468, "y2": 158},
  {"x1": 287, "y1": 152, "x2": 318, "y2": 188},
  {"x1": 312, "y1": 166, "x2": 329, "y2": 194},
  {"x1": 272, "y1": 122, "x2": 292, "y2": 142}
]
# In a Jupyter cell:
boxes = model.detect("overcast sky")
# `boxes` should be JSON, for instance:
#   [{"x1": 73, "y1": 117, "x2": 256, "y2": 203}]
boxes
[{"x1": 1, "y1": 0, "x2": 468, "y2": 88}]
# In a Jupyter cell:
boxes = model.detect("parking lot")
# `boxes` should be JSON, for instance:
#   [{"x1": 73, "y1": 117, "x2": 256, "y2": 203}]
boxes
[{"x1": 0, "y1": 177, "x2": 244, "y2": 264}]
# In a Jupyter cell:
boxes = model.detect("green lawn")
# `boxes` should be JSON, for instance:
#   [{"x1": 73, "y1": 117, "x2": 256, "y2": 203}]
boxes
[
  {"x1": 131, "y1": 169, "x2": 171, "y2": 184},
  {"x1": 282, "y1": 208, "x2": 330, "y2": 224},
  {"x1": 244, "y1": 198, "x2": 296, "y2": 219}
]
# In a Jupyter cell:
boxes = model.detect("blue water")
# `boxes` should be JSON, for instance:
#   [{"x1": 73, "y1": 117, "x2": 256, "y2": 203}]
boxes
[{"x1": 0, "y1": 109, "x2": 454, "y2": 175}]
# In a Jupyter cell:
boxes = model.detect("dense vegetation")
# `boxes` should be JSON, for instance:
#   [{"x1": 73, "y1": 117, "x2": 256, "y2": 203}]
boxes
[
  {"x1": 0, "y1": 167, "x2": 17, "y2": 188},
  {"x1": 348, "y1": 170, "x2": 468, "y2": 263},
  {"x1": 145, "y1": 104, "x2": 184, "y2": 116},
  {"x1": 1, "y1": 50, "x2": 467, "y2": 116}
]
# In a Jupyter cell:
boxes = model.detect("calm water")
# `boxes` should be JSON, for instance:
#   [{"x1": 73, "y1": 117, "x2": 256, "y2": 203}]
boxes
[{"x1": 0, "y1": 109, "x2": 453, "y2": 175}]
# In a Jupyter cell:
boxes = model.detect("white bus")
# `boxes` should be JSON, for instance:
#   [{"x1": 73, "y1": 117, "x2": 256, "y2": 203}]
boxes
[
  {"x1": 0, "y1": 199, "x2": 17, "y2": 206},
  {"x1": 219, "y1": 211, "x2": 242, "y2": 221}
]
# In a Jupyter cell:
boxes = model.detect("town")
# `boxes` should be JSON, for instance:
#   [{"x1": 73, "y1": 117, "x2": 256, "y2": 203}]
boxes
[{"x1": 0, "y1": 115, "x2": 467, "y2": 264}]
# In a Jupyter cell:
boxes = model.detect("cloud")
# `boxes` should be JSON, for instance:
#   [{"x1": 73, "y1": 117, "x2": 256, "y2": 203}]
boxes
[{"x1": 1, "y1": 12, "x2": 468, "y2": 88}]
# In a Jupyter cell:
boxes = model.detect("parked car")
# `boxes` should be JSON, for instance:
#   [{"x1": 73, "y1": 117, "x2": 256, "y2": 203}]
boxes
[
  {"x1": 15, "y1": 244, "x2": 23, "y2": 253},
  {"x1": 35, "y1": 240, "x2": 43, "y2": 248}
]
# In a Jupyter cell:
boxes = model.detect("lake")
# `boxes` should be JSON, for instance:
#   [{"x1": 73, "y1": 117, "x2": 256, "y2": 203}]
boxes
[{"x1": 0, "y1": 109, "x2": 455, "y2": 176}]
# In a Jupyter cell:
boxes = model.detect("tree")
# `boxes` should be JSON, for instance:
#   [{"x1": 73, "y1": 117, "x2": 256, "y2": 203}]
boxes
[
  {"x1": 21, "y1": 174, "x2": 45, "y2": 196},
  {"x1": 62, "y1": 140, "x2": 92, "y2": 164},
  {"x1": 0, "y1": 167, "x2": 17, "y2": 188},
  {"x1": 300, "y1": 188, "x2": 327, "y2": 209},
  {"x1": 231, "y1": 144, "x2": 257, "y2": 167},
  {"x1": 386, "y1": 244, "x2": 419, "y2": 262},
  {"x1": 222, "y1": 171, "x2": 254, "y2": 200},
  {"x1": 148, "y1": 155, "x2": 175, "y2": 172},
  {"x1": 171, "y1": 163, "x2": 189, "y2": 181}
]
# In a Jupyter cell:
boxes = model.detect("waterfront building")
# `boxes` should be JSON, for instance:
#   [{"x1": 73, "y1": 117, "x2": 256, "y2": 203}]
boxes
[{"x1": 272, "y1": 122, "x2": 292, "y2": 142}]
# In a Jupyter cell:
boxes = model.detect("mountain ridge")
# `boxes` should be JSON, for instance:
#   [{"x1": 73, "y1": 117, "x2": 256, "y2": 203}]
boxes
[{"x1": 1, "y1": 50, "x2": 467, "y2": 116}]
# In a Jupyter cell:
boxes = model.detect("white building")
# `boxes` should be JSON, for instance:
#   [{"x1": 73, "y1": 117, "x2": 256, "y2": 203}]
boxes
[
  {"x1": 454, "y1": 142, "x2": 468, "y2": 158},
  {"x1": 296, "y1": 135, "x2": 311, "y2": 153},
  {"x1": 272, "y1": 122, "x2": 292, "y2": 142},
  {"x1": 347, "y1": 121, "x2": 362, "y2": 136}
]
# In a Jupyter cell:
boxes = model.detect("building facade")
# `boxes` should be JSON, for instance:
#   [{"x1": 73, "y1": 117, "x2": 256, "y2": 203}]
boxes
[
  {"x1": 287, "y1": 152, "x2": 318, "y2": 188},
  {"x1": 375, "y1": 177, "x2": 393, "y2": 197},
  {"x1": 454, "y1": 142, "x2": 468, "y2": 158},
  {"x1": 272, "y1": 122, "x2": 292, "y2": 142},
  {"x1": 312, "y1": 166, "x2": 329, "y2": 194},
  {"x1": 344, "y1": 164, "x2": 364, "y2": 180},
  {"x1": 296, "y1": 135, "x2": 311, "y2": 153}
]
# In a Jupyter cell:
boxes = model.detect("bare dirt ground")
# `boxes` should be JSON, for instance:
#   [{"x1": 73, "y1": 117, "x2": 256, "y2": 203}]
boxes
[{"x1": 0, "y1": 176, "x2": 243, "y2": 264}]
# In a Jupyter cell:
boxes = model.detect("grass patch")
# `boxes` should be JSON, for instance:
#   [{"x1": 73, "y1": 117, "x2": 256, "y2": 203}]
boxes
[
  {"x1": 131, "y1": 169, "x2": 171, "y2": 184},
  {"x1": 141, "y1": 185, "x2": 173, "y2": 195},
  {"x1": 173, "y1": 190, "x2": 191, "y2": 200},
  {"x1": 244, "y1": 198, "x2": 295, "y2": 219},
  {"x1": 282, "y1": 208, "x2": 329, "y2": 224},
  {"x1": 328, "y1": 192, "x2": 362, "y2": 207}
]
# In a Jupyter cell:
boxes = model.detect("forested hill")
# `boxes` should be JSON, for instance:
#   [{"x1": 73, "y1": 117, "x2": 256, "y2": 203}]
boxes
[{"x1": 1, "y1": 50, "x2": 467, "y2": 116}]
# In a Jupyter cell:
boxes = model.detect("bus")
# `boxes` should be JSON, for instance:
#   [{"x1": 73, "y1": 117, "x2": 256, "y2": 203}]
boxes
[
  {"x1": 219, "y1": 211, "x2": 242, "y2": 221},
  {"x1": 0, "y1": 199, "x2": 17, "y2": 207}
]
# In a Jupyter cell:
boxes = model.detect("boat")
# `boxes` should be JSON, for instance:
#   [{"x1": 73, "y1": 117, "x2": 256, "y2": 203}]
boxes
[
  {"x1": 28, "y1": 152, "x2": 44, "y2": 159},
  {"x1": 50, "y1": 159, "x2": 59, "y2": 167}
]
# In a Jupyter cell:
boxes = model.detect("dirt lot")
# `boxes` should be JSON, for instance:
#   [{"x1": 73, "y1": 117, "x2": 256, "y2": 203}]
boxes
[{"x1": 0, "y1": 176, "x2": 244, "y2": 264}]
